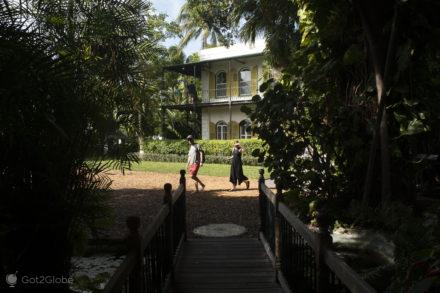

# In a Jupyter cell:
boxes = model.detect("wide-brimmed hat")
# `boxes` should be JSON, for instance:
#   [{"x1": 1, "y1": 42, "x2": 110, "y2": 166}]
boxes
[
  {"x1": 234, "y1": 141, "x2": 241, "y2": 147},
  {"x1": 186, "y1": 135, "x2": 194, "y2": 140}
]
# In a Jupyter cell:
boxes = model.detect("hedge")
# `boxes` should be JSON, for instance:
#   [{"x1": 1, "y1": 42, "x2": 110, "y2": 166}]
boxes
[
  {"x1": 142, "y1": 139, "x2": 265, "y2": 157},
  {"x1": 141, "y1": 153, "x2": 261, "y2": 166}
]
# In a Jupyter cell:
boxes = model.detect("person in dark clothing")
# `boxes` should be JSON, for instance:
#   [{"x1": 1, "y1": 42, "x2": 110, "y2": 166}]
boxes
[
  {"x1": 229, "y1": 141, "x2": 250, "y2": 191},
  {"x1": 187, "y1": 82, "x2": 198, "y2": 103}
]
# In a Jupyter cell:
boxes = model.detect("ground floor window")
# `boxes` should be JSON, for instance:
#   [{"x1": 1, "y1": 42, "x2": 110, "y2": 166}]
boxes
[
  {"x1": 239, "y1": 120, "x2": 252, "y2": 139},
  {"x1": 216, "y1": 121, "x2": 228, "y2": 140}
]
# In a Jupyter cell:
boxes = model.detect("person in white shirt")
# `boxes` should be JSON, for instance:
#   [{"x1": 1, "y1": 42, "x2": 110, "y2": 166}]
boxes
[{"x1": 186, "y1": 135, "x2": 206, "y2": 192}]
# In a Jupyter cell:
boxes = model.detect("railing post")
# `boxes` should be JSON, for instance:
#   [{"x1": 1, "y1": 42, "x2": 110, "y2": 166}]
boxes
[
  {"x1": 179, "y1": 169, "x2": 187, "y2": 241},
  {"x1": 258, "y1": 168, "x2": 265, "y2": 237},
  {"x1": 316, "y1": 206, "x2": 332, "y2": 293},
  {"x1": 163, "y1": 183, "x2": 174, "y2": 283},
  {"x1": 126, "y1": 216, "x2": 143, "y2": 293},
  {"x1": 274, "y1": 184, "x2": 283, "y2": 282}
]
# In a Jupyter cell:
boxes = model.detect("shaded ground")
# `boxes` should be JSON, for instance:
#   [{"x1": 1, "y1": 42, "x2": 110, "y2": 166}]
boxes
[{"x1": 100, "y1": 170, "x2": 260, "y2": 239}]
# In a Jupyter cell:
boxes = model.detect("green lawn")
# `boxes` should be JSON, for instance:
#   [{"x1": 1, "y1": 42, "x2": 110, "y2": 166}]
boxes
[{"x1": 129, "y1": 161, "x2": 266, "y2": 179}]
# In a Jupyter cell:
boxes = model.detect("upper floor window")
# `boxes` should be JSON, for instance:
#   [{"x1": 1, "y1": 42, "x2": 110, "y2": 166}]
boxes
[
  {"x1": 216, "y1": 71, "x2": 227, "y2": 98},
  {"x1": 216, "y1": 121, "x2": 228, "y2": 140},
  {"x1": 239, "y1": 120, "x2": 252, "y2": 139},
  {"x1": 239, "y1": 68, "x2": 251, "y2": 96}
]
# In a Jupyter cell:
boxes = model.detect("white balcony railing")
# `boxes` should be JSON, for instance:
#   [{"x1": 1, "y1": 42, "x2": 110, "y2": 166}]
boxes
[{"x1": 200, "y1": 87, "x2": 256, "y2": 103}]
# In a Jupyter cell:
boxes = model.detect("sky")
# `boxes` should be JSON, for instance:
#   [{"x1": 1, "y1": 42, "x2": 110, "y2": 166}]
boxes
[{"x1": 150, "y1": 0, "x2": 202, "y2": 57}]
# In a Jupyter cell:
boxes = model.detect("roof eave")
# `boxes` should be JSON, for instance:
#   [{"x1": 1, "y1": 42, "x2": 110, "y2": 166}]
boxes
[{"x1": 163, "y1": 52, "x2": 264, "y2": 77}]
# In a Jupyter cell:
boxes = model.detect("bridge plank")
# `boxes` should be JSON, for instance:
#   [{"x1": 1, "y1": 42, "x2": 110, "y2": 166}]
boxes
[{"x1": 173, "y1": 238, "x2": 282, "y2": 292}]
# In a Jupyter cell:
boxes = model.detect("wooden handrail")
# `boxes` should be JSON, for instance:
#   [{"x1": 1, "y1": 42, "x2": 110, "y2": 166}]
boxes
[
  {"x1": 102, "y1": 251, "x2": 137, "y2": 293},
  {"x1": 324, "y1": 250, "x2": 377, "y2": 293},
  {"x1": 259, "y1": 179, "x2": 377, "y2": 293},
  {"x1": 278, "y1": 202, "x2": 318, "y2": 252},
  {"x1": 172, "y1": 184, "x2": 185, "y2": 205},
  {"x1": 260, "y1": 183, "x2": 276, "y2": 205},
  {"x1": 102, "y1": 169, "x2": 187, "y2": 293},
  {"x1": 140, "y1": 205, "x2": 169, "y2": 248},
  {"x1": 101, "y1": 205, "x2": 171, "y2": 293}
]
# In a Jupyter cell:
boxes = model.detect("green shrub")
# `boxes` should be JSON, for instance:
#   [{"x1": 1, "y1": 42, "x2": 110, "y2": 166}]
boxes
[
  {"x1": 142, "y1": 140, "x2": 188, "y2": 155},
  {"x1": 142, "y1": 153, "x2": 186, "y2": 162},
  {"x1": 142, "y1": 139, "x2": 265, "y2": 157},
  {"x1": 142, "y1": 153, "x2": 261, "y2": 166}
]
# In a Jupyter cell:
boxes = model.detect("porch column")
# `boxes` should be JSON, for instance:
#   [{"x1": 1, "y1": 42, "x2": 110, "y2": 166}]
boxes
[
  {"x1": 228, "y1": 60, "x2": 232, "y2": 139},
  {"x1": 161, "y1": 107, "x2": 165, "y2": 138}
]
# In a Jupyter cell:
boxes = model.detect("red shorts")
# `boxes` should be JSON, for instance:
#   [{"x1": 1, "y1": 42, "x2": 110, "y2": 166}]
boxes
[{"x1": 189, "y1": 163, "x2": 200, "y2": 176}]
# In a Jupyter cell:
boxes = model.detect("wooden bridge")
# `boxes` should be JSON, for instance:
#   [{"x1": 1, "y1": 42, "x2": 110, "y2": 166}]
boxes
[
  {"x1": 174, "y1": 238, "x2": 281, "y2": 293},
  {"x1": 103, "y1": 170, "x2": 377, "y2": 293}
]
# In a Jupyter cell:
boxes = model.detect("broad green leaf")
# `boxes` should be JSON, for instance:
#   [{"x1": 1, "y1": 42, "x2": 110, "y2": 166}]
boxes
[
  {"x1": 404, "y1": 98, "x2": 419, "y2": 107},
  {"x1": 400, "y1": 118, "x2": 429, "y2": 136}
]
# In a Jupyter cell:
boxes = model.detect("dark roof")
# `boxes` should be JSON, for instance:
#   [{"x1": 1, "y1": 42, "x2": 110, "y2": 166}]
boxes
[
  {"x1": 163, "y1": 52, "x2": 263, "y2": 78},
  {"x1": 163, "y1": 62, "x2": 202, "y2": 78}
]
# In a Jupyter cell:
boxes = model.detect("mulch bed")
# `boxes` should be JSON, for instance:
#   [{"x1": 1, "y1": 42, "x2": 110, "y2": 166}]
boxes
[{"x1": 98, "y1": 170, "x2": 260, "y2": 240}]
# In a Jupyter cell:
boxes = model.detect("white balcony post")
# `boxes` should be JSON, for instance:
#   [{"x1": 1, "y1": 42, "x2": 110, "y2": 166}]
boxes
[{"x1": 228, "y1": 60, "x2": 232, "y2": 139}]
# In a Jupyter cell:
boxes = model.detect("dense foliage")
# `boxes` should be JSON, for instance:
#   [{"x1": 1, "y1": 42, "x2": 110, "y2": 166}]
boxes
[
  {"x1": 177, "y1": 0, "x2": 235, "y2": 48},
  {"x1": 160, "y1": 51, "x2": 204, "y2": 139},
  {"x1": 142, "y1": 153, "x2": 259, "y2": 165},
  {"x1": 143, "y1": 139, "x2": 263, "y2": 156},
  {"x1": 0, "y1": 1, "x2": 174, "y2": 291},
  {"x1": 241, "y1": 0, "x2": 440, "y2": 291},
  {"x1": 185, "y1": 0, "x2": 440, "y2": 290}
]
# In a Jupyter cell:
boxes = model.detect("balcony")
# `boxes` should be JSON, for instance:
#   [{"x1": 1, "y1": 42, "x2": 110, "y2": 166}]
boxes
[{"x1": 200, "y1": 85, "x2": 254, "y2": 104}]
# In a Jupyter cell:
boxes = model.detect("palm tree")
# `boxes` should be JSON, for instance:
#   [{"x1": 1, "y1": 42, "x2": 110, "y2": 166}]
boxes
[
  {"x1": 0, "y1": 1, "x2": 168, "y2": 291},
  {"x1": 232, "y1": 0, "x2": 299, "y2": 66},
  {"x1": 177, "y1": 0, "x2": 233, "y2": 49}
]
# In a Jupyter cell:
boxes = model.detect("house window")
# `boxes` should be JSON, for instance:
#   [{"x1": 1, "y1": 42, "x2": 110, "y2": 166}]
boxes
[
  {"x1": 239, "y1": 68, "x2": 251, "y2": 96},
  {"x1": 216, "y1": 71, "x2": 227, "y2": 98},
  {"x1": 239, "y1": 120, "x2": 252, "y2": 139},
  {"x1": 216, "y1": 121, "x2": 228, "y2": 140}
]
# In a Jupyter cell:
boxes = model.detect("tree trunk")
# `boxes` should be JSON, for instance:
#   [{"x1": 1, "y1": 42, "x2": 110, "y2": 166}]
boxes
[
  {"x1": 355, "y1": 0, "x2": 396, "y2": 205},
  {"x1": 380, "y1": 110, "x2": 391, "y2": 201},
  {"x1": 138, "y1": 111, "x2": 144, "y2": 157}
]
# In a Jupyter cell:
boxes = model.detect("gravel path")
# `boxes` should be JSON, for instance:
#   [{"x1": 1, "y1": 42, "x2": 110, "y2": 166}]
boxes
[{"x1": 100, "y1": 170, "x2": 260, "y2": 239}]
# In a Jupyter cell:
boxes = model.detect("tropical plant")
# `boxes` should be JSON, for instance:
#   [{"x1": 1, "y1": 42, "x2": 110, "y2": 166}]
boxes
[
  {"x1": 160, "y1": 50, "x2": 204, "y2": 139},
  {"x1": 0, "y1": 1, "x2": 173, "y2": 291},
  {"x1": 233, "y1": 0, "x2": 299, "y2": 67},
  {"x1": 29, "y1": 0, "x2": 175, "y2": 152},
  {"x1": 235, "y1": 0, "x2": 440, "y2": 290},
  {"x1": 177, "y1": 0, "x2": 236, "y2": 48}
]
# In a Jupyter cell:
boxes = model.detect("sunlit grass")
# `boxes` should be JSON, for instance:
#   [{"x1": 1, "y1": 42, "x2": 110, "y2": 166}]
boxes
[{"x1": 129, "y1": 161, "x2": 266, "y2": 179}]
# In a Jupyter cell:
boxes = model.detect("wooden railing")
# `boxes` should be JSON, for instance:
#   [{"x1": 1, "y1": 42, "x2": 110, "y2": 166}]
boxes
[
  {"x1": 258, "y1": 169, "x2": 378, "y2": 293},
  {"x1": 103, "y1": 170, "x2": 187, "y2": 293}
]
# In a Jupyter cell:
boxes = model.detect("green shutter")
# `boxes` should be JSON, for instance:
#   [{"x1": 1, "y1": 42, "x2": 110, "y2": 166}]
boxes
[
  {"x1": 229, "y1": 68, "x2": 237, "y2": 96},
  {"x1": 231, "y1": 121, "x2": 239, "y2": 139},
  {"x1": 251, "y1": 66, "x2": 258, "y2": 95},
  {"x1": 209, "y1": 72, "x2": 215, "y2": 99},
  {"x1": 209, "y1": 122, "x2": 216, "y2": 139},
  {"x1": 226, "y1": 70, "x2": 231, "y2": 97}
]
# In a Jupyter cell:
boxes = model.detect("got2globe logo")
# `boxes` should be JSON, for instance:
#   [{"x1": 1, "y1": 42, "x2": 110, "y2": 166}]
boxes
[{"x1": 6, "y1": 272, "x2": 17, "y2": 288}]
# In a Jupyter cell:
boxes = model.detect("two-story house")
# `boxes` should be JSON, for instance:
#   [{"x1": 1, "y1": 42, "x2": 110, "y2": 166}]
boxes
[{"x1": 163, "y1": 40, "x2": 266, "y2": 140}]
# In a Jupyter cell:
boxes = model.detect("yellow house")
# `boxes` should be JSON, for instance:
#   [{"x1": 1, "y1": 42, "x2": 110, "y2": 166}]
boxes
[{"x1": 163, "y1": 40, "x2": 267, "y2": 140}]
